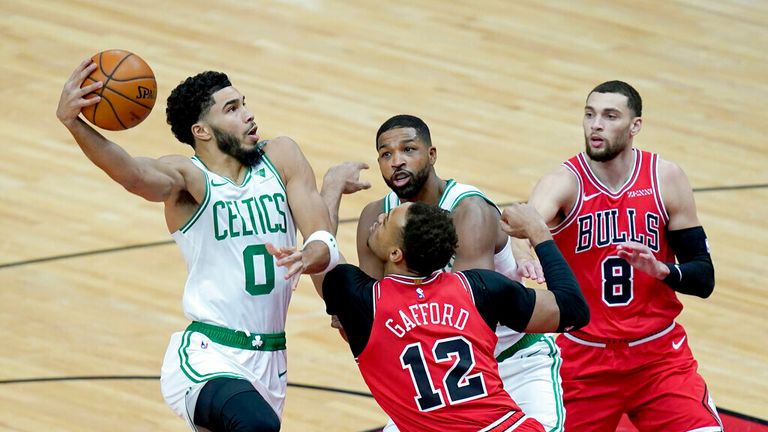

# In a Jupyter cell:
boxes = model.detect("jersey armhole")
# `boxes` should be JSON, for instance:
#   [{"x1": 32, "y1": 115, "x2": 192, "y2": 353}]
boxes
[
  {"x1": 550, "y1": 161, "x2": 582, "y2": 235},
  {"x1": 177, "y1": 168, "x2": 212, "y2": 234},
  {"x1": 650, "y1": 153, "x2": 670, "y2": 224}
]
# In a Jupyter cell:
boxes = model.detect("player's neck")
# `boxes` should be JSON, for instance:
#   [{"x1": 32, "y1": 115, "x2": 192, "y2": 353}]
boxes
[
  {"x1": 401, "y1": 175, "x2": 446, "y2": 206},
  {"x1": 196, "y1": 150, "x2": 247, "y2": 184},
  {"x1": 384, "y1": 262, "x2": 417, "y2": 278},
  {"x1": 587, "y1": 148, "x2": 636, "y2": 192}
]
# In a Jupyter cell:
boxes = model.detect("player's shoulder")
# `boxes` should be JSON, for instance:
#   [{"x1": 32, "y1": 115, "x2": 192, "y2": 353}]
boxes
[
  {"x1": 452, "y1": 194, "x2": 498, "y2": 219},
  {"x1": 656, "y1": 156, "x2": 688, "y2": 181},
  {"x1": 359, "y1": 198, "x2": 385, "y2": 221},
  {"x1": 158, "y1": 153, "x2": 194, "y2": 165},
  {"x1": 156, "y1": 154, "x2": 203, "y2": 178},
  {"x1": 263, "y1": 135, "x2": 299, "y2": 148},
  {"x1": 658, "y1": 157, "x2": 692, "y2": 199},
  {"x1": 261, "y1": 136, "x2": 301, "y2": 161},
  {"x1": 548, "y1": 163, "x2": 580, "y2": 181},
  {"x1": 533, "y1": 164, "x2": 579, "y2": 195}
]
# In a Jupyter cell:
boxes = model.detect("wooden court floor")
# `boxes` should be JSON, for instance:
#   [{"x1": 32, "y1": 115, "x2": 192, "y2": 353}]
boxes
[{"x1": 0, "y1": 0, "x2": 766, "y2": 430}]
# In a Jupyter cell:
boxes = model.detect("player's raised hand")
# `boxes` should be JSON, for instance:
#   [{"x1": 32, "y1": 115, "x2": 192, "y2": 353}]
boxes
[
  {"x1": 616, "y1": 241, "x2": 669, "y2": 279},
  {"x1": 322, "y1": 161, "x2": 371, "y2": 195},
  {"x1": 56, "y1": 59, "x2": 102, "y2": 127}
]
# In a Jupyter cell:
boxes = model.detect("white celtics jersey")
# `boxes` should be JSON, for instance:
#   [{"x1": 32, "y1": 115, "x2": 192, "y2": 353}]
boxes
[
  {"x1": 171, "y1": 155, "x2": 297, "y2": 334},
  {"x1": 383, "y1": 179, "x2": 526, "y2": 351}
]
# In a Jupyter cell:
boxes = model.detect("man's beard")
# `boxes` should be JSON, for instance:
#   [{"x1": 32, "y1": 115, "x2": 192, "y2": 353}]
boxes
[
  {"x1": 584, "y1": 135, "x2": 627, "y2": 162},
  {"x1": 213, "y1": 126, "x2": 263, "y2": 167},
  {"x1": 384, "y1": 165, "x2": 431, "y2": 200}
]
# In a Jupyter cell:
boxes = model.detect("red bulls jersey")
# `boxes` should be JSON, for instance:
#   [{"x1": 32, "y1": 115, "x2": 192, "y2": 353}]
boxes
[
  {"x1": 356, "y1": 271, "x2": 524, "y2": 432},
  {"x1": 552, "y1": 149, "x2": 681, "y2": 340}
]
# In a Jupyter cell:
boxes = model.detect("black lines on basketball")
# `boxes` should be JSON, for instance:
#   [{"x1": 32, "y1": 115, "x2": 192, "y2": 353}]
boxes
[{"x1": 79, "y1": 49, "x2": 157, "y2": 131}]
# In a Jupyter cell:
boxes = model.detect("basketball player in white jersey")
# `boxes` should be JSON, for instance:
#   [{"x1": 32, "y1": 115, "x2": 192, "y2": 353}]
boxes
[
  {"x1": 57, "y1": 60, "x2": 340, "y2": 431},
  {"x1": 323, "y1": 115, "x2": 566, "y2": 431}
]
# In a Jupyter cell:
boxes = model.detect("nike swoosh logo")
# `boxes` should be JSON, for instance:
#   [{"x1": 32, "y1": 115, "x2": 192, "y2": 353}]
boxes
[
  {"x1": 672, "y1": 336, "x2": 686, "y2": 350},
  {"x1": 583, "y1": 192, "x2": 602, "y2": 202},
  {"x1": 278, "y1": 370, "x2": 287, "y2": 378}
]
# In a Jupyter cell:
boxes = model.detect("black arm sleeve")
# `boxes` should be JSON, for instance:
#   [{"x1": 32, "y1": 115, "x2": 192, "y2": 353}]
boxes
[
  {"x1": 464, "y1": 269, "x2": 537, "y2": 332},
  {"x1": 468, "y1": 241, "x2": 588, "y2": 333},
  {"x1": 322, "y1": 264, "x2": 375, "y2": 357},
  {"x1": 532, "y1": 240, "x2": 589, "y2": 332},
  {"x1": 662, "y1": 226, "x2": 715, "y2": 298}
]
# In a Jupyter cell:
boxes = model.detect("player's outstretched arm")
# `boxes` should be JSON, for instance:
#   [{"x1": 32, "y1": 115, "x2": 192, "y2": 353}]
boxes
[
  {"x1": 56, "y1": 59, "x2": 200, "y2": 205},
  {"x1": 498, "y1": 203, "x2": 589, "y2": 333},
  {"x1": 265, "y1": 137, "x2": 338, "y2": 277},
  {"x1": 308, "y1": 162, "x2": 370, "y2": 297},
  {"x1": 509, "y1": 166, "x2": 579, "y2": 282}
]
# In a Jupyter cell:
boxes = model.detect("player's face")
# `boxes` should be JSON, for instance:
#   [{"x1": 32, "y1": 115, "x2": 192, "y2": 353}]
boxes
[
  {"x1": 377, "y1": 127, "x2": 435, "y2": 200},
  {"x1": 208, "y1": 87, "x2": 263, "y2": 165},
  {"x1": 366, "y1": 203, "x2": 412, "y2": 261},
  {"x1": 583, "y1": 92, "x2": 640, "y2": 162}
]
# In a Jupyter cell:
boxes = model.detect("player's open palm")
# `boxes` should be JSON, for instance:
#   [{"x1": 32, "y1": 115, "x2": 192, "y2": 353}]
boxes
[
  {"x1": 616, "y1": 241, "x2": 666, "y2": 279},
  {"x1": 266, "y1": 243, "x2": 305, "y2": 280}
]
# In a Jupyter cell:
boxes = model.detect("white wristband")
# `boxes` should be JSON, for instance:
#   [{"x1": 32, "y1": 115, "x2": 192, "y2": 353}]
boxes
[{"x1": 302, "y1": 230, "x2": 340, "y2": 274}]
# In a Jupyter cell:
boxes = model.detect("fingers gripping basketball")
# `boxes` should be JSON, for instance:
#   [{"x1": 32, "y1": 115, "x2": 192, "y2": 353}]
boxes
[{"x1": 81, "y1": 49, "x2": 156, "y2": 131}]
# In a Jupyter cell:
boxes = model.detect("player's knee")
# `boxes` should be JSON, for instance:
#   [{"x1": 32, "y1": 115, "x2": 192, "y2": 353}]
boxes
[
  {"x1": 229, "y1": 412, "x2": 280, "y2": 432},
  {"x1": 195, "y1": 378, "x2": 281, "y2": 432},
  {"x1": 222, "y1": 390, "x2": 281, "y2": 432}
]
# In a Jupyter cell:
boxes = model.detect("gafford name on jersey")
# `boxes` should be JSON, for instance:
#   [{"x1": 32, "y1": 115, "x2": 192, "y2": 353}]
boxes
[{"x1": 385, "y1": 301, "x2": 471, "y2": 338}]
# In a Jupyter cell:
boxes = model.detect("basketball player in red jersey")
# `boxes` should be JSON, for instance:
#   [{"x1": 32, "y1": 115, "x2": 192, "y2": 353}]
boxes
[
  {"x1": 525, "y1": 80, "x2": 722, "y2": 431},
  {"x1": 270, "y1": 201, "x2": 589, "y2": 432}
]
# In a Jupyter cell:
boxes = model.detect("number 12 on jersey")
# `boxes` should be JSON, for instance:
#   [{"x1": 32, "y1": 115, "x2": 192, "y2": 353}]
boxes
[{"x1": 399, "y1": 336, "x2": 488, "y2": 412}]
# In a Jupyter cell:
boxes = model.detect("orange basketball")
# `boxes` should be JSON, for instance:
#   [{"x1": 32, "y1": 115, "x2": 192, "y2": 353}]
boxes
[{"x1": 81, "y1": 49, "x2": 157, "y2": 131}]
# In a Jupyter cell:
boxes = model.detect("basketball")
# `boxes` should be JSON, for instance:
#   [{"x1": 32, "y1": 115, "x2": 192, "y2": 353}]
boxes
[{"x1": 81, "y1": 49, "x2": 157, "y2": 131}]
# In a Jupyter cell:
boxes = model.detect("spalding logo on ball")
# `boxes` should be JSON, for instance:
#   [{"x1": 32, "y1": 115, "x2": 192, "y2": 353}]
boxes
[{"x1": 81, "y1": 49, "x2": 157, "y2": 131}]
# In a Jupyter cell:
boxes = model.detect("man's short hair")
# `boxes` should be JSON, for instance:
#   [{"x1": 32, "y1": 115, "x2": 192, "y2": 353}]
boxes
[
  {"x1": 401, "y1": 202, "x2": 458, "y2": 276},
  {"x1": 590, "y1": 80, "x2": 642, "y2": 117},
  {"x1": 166, "y1": 71, "x2": 231, "y2": 146},
  {"x1": 376, "y1": 114, "x2": 432, "y2": 147}
]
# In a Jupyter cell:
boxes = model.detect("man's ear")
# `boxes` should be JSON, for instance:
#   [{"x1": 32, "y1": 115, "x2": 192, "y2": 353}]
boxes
[
  {"x1": 429, "y1": 145, "x2": 437, "y2": 165},
  {"x1": 390, "y1": 247, "x2": 404, "y2": 265},
  {"x1": 192, "y1": 123, "x2": 212, "y2": 141},
  {"x1": 630, "y1": 117, "x2": 642, "y2": 136}
]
